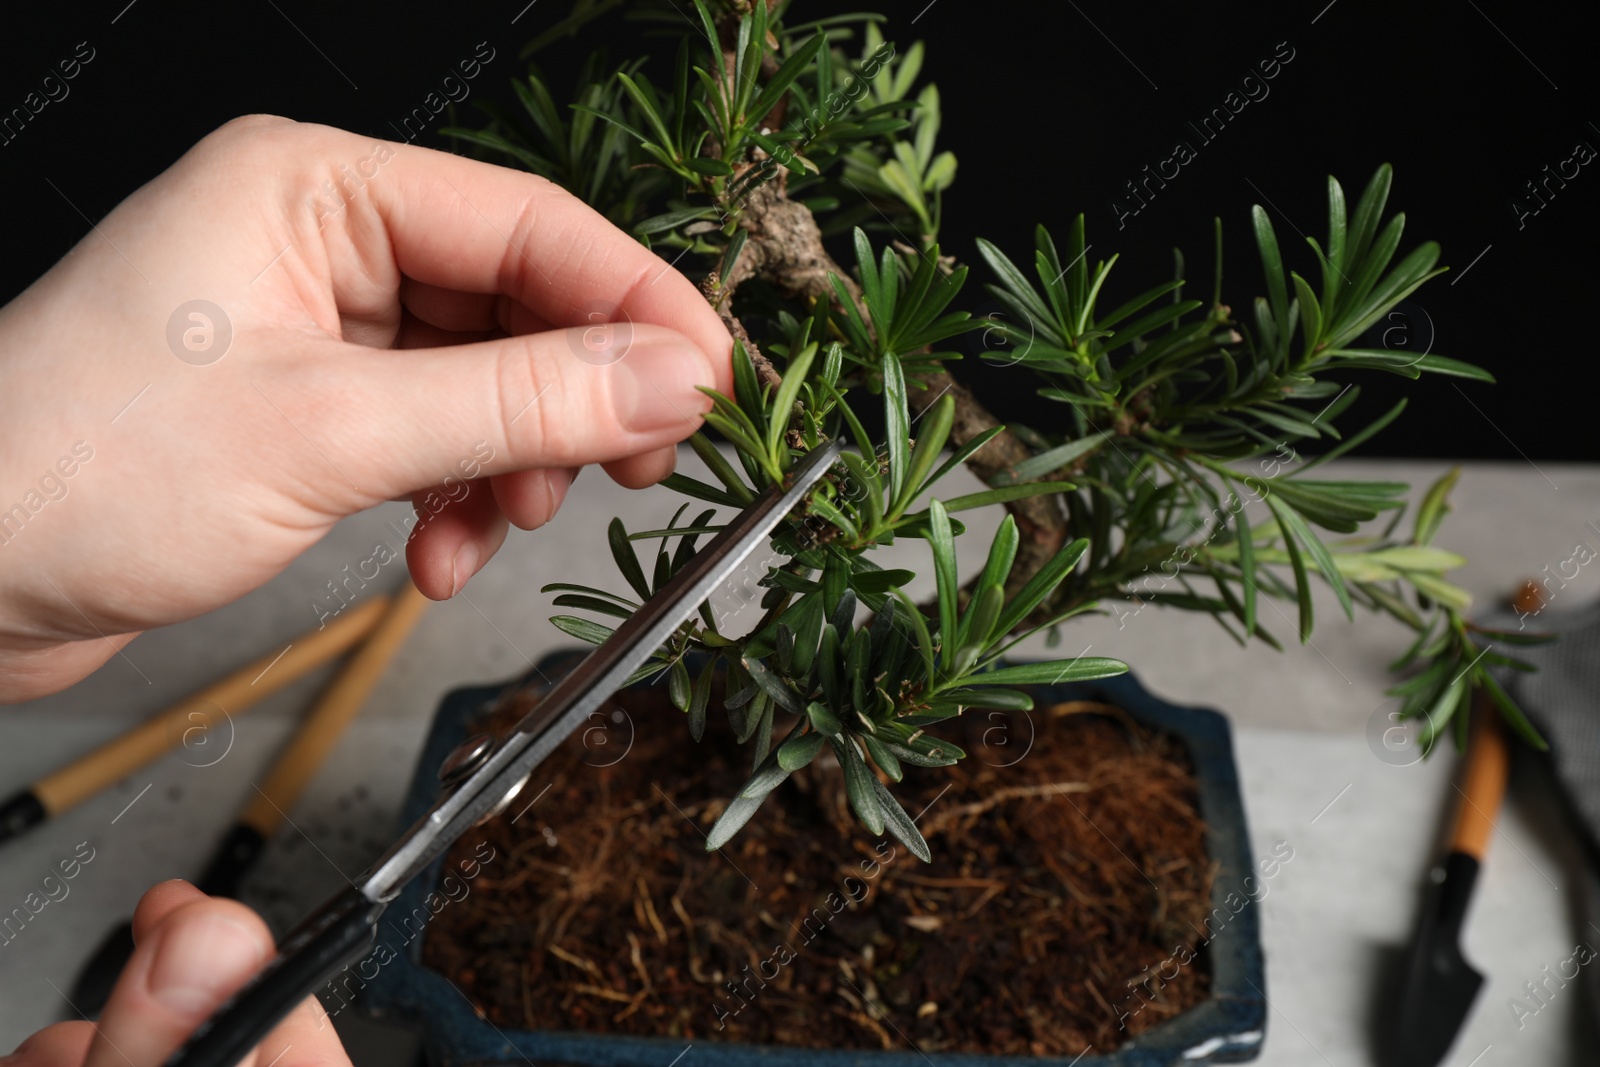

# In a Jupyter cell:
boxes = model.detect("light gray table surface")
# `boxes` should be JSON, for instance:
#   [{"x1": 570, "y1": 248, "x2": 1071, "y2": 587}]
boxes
[{"x1": 2, "y1": 451, "x2": 1597, "y2": 1066}]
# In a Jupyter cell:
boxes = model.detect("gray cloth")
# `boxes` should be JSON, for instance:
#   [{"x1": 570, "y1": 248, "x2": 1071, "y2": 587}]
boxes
[
  {"x1": 1483, "y1": 599, "x2": 1600, "y2": 1036},
  {"x1": 1485, "y1": 599, "x2": 1600, "y2": 856}
]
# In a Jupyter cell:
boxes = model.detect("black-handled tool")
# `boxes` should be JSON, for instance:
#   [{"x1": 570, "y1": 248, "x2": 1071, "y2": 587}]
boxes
[
  {"x1": 1390, "y1": 695, "x2": 1508, "y2": 1066},
  {"x1": 164, "y1": 440, "x2": 841, "y2": 1066}
]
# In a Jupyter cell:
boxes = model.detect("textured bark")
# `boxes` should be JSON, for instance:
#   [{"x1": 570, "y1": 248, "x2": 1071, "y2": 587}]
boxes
[
  {"x1": 907, "y1": 368, "x2": 1068, "y2": 593},
  {"x1": 724, "y1": 176, "x2": 848, "y2": 305},
  {"x1": 700, "y1": 40, "x2": 1067, "y2": 598},
  {"x1": 721, "y1": 180, "x2": 1066, "y2": 594},
  {"x1": 702, "y1": 267, "x2": 781, "y2": 389}
]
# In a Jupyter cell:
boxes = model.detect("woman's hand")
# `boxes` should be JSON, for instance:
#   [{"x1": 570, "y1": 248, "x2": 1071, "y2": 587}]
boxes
[
  {"x1": 0, "y1": 116, "x2": 732, "y2": 701},
  {"x1": 3, "y1": 881, "x2": 350, "y2": 1065}
]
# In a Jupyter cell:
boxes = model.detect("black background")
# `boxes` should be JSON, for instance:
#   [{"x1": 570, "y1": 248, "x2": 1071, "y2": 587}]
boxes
[{"x1": 1, "y1": 0, "x2": 1593, "y2": 460}]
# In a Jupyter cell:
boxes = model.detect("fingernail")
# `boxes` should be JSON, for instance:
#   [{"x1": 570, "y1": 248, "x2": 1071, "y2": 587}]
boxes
[
  {"x1": 451, "y1": 542, "x2": 480, "y2": 596},
  {"x1": 615, "y1": 342, "x2": 713, "y2": 435},
  {"x1": 544, "y1": 468, "x2": 572, "y2": 522},
  {"x1": 147, "y1": 914, "x2": 267, "y2": 1014}
]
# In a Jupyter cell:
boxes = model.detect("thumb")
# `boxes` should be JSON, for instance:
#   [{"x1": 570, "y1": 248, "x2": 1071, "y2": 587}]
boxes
[
  {"x1": 81, "y1": 884, "x2": 352, "y2": 1067},
  {"x1": 312, "y1": 322, "x2": 722, "y2": 502},
  {"x1": 85, "y1": 893, "x2": 274, "y2": 1066}
]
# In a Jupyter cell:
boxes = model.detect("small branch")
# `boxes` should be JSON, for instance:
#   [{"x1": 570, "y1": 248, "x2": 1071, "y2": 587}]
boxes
[
  {"x1": 701, "y1": 269, "x2": 781, "y2": 389},
  {"x1": 726, "y1": 176, "x2": 850, "y2": 306},
  {"x1": 907, "y1": 368, "x2": 1069, "y2": 601},
  {"x1": 695, "y1": 52, "x2": 1067, "y2": 605}
]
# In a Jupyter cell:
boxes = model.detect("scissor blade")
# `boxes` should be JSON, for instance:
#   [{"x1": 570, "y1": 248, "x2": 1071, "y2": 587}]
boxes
[
  {"x1": 505, "y1": 438, "x2": 840, "y2": 743},
  {"x1": 361, "y1": 439, "x2": 841, "y2": 901}
]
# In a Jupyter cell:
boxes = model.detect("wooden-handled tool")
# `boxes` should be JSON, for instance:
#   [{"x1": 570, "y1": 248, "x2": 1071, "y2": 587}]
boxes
[
  {"x1": 1391, "y1": 695, "x2": 1508, "y2": 1067},
  {"x1": 0, "y1": 595, "x2": 393, "y2": 844},
  {"x1": 72, "y1": 581, "x2": 431, "y2": 1014},
  {"x1": 1448, "y1": 701, "x2": 1509, "y2": 860},
  {"x1": 237, "y1": 580, "x2": 430, "y2": 837}
]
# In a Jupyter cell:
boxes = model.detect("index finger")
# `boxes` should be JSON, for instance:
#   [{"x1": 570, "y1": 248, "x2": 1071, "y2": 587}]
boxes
[{"x1": 367, "y1": 135, "x2": 733, "y2": 394}]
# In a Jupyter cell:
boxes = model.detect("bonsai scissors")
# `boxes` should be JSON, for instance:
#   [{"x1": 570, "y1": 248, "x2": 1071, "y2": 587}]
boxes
[{"x1": 166, "y1": 439, "x2": 842, "y2": 1067}]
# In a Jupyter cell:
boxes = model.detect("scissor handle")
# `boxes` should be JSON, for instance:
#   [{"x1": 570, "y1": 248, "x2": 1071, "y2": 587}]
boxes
[{"x1": 165, "y1": 884, "x2": 381, "y2": 1066}]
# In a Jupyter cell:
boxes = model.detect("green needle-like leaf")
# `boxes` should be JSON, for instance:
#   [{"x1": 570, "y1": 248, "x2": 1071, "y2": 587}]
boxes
[
  {"x1": 783, "y1": 594, "x2": 826, "y2": 676},
  {"x1": 1292, "y1": 272, "x2": 1322, "y2": 356},
  {"x1": 921, "y1": 427, "x2": 1005, "y2": 492},
  {"x1": 1478, "y1": 670, "x2": 1549, "y2": 751},
  {"x1": 894, "y1": 589, "x2": 937, "y2": 681},
  {"x1": 1417, "y1": 672, "x2": 1468, "y2": 751},
  {"x1": 1347, "y1": 164, "x2": 1394, "y2": 274},
  {"x1": 883, "y1": 351, "x2": 912, "y2": 502},
  {"x1": 871, "y1": 775, "x2": 930, "y2": 862},
  {"x1": 927, "y1": 499, "x2": 959, "y2": 664},
  {"x1": 608, "y1": 518, "x2": 652, "y2": 600},
  {"x1": 766, "y1": 342, "x2": 817, "y2": 460},
  {"x1": 974, "y1": 658, "x2": 1128, "y2": 686},
  {"x1": 743, "y1": 656, "x2": 805, "y2": 715},
  {"x1": 1229, "y1": 481, "x2": 1258, "y2": 636},
  {"x1": 836, "y1": 736, "x2": 886, "y2": 835},
  {"x1": 669, "y1": 657, "x2": 691, "y2": 711},
  {"x1": 977, "y1": 515, "x2": 1019, "y2": 596},
  {"x1": 1266, "y1": 494, "x2": 1354, "y2": 621},
  {"x1": 1414, "y1": 467, "x2": 1460, "y2": 546},
  {"x1": 709, "y1": 753, "x2": 789, "y2": 851},
  {"x1": 688, "y1": 431, "x2": 754, "y2": 501},
  {"x1": 550, "y1": 615, "x2": 615, "y2": 645},
  {"x1": 953, "y1": 582, "x2": 1004, "y2": 676},
  {"x1": 854, "y1": 227, "x2": 882, "y2": 315},
  {"x1": 1326, "y1": 174, "x2": 1349, "y2": 280},
  {"x1": 746, "y1": 32, "x2": 826, "y2": 123},
  {"x1": 1263, "y1": 497, "x2": 1314, "y2": 641},
  {"x1": 936, "y1": 482, "x2": 1076, "y2": 513},
  {"x1": 660, "y1": 474, "x2": 742, "y2": 507},
  {"x1": 1252, "y1": 205, "x2": 1289, "y2": 359},
  {"x1": 550, "y1": 594, "x2": 635, "y2": 620},
  {"x1": 807, "y1": 700, "x2": 843, "y2": 738},
  {"x1": 993, "y1": 537, "x2": 1090, "y2": 638},
  {"x1": 1001, "y1": 432, "x2": 1111, "y2": 485},
  {"x1": 977, "y1": 238, "x2": 1053, "y2": 327},
  {"x1": 894, "y1": 392, "x2": 954, "y2": 516},
  {"x1": 687, "y1": 658, "x2": 714, "y2": 742},
  {"x1": 862, "y1": 734, "x2": 903, "y2": 782},
  {"x1": 778, "y1": 729, "x2": 827, "y2": 770}
]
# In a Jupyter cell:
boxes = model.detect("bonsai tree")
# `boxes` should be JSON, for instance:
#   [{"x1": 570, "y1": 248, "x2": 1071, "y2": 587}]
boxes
[{"x1": 446, "y1": 0, "x2": 1545, "y2": 863}]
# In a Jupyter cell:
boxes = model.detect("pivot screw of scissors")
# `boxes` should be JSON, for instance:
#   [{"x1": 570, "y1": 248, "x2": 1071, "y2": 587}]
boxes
[{"x1": 439, "y1": 733, "x2": 497, "y2": 789}]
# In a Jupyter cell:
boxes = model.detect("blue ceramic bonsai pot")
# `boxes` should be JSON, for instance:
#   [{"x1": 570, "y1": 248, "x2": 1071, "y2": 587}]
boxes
[{"x1": 362, "y1": 653, "x2": 1267, "y2": 1066}]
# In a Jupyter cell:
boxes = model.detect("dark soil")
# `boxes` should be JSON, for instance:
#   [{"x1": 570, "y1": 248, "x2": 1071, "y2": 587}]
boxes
[{"x1": 423, "y1": 681, "x2": 1215, "y2": 1056}]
